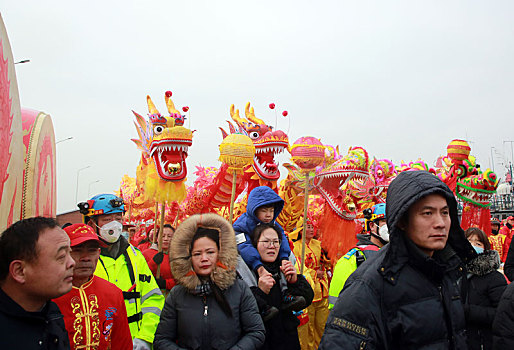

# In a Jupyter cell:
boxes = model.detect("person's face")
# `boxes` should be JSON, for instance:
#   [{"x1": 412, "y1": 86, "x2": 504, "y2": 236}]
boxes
[
  {"x1": 403, "y1": 194, "x2": 450, "y2": 257},
  {"x1": 70, "y1": 241, "x2": 101, "y2": 284},
  {"x1": 256, "y1": 207, "x2": 274, "y2": 223},
  {"x1": 23, "y1": 227, "x2": 75, "y2": 300},
  {"x1": 305, "y1": 223, "x2": 315, "y2": 240},
  {"x1": 162, "y1": 227, "x2": 174, "y2": 251},
  {"x1": 491, "y1": 224, "x2": 500, "y2": 232},
  {"x1": 257, "y1": 228, "x2": 281, "y2": 263},
  {"x1": 191, "y1": 237, "x2": 219, "y2": 277},
  {"x1": 96, "y1": 213, "x2": 123, "y2": 228},
  {"x1": 128, "y1": 227, "x2": 136, "y2": 238},
  {"x1": 467, "y1": 234, "x2": 484, "y2": 249},
  {"x1": 508, "y1": 219, "x2": 514, "y2": 226},
  {"x1": 148, "y1": 228, "x2": 155, "y2": 241}
]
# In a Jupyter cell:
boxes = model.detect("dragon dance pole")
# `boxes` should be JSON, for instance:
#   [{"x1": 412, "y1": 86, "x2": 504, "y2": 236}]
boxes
[
  {"x1": 229, "y1": 172, "x2": 237, "y2": 224},
  {"x1": 153, "y1": 201, "x2": 159, "y2": 244},
  {"x1": 156, "y1": 202, "x2": 166, "y2": 279},
  {"x1": 300, "y1": 172, "x2": 310, "y2": 275}
]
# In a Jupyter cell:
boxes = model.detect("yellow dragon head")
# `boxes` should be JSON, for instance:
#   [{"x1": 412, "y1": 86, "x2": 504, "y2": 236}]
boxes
[{"x1": 132, "y1": 91, "x2": 193, "y2": 203}]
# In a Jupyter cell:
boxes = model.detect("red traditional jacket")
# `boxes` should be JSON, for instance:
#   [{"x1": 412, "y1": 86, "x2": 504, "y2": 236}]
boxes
[
  {"x1": 489, "y1": 234, "x2": 506, "y2": 262},
  {"x1": 501, "y1": 226, "x2": 514, "y2": 262},
  {"x1": 54, "y1": 276, "x2": 132, "y2": 350}
]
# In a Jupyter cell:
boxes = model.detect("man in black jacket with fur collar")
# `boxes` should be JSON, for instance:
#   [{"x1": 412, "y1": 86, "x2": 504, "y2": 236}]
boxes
[{"x1": 320, "y1": 171, "x2": 476, "y2": 349}]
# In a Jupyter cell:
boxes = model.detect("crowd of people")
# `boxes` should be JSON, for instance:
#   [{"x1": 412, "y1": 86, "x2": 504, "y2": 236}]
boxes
[{"x1": 1, "y1": 171, "x2": 514, "y2": 349}]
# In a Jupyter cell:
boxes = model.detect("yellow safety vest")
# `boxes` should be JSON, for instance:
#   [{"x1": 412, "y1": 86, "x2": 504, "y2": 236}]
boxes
[{"x1": 95, "y1": 244, "x2": 164, "y2": 344}]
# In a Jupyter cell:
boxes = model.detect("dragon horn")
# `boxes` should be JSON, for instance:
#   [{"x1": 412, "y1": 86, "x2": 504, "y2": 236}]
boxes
[
  {"x1": 165, "y1": 92, "x2": 179, "y2": 114},
  {"x1": 146, "y1": 95, "x2": 160, "y2": 115},
  {"x1": 245, "y1": 102, "x2": 265, "y2": 125},
  {"x1": 230, "y1": 104, "x2": 248, "y2": 126}
]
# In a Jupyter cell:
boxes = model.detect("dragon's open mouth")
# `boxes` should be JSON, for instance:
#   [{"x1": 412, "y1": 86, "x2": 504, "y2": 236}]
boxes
[
  {"x1": 252, "y1": 143, "x2": 287, "y2": 180},
  {"x1": 457, "y1": 184, "x2": 494, "y2": 207},
  {"x1": 150, "y1": 139, "x2": 192, "y2": 181},
  {"x1": 314, "y1": 170, "x2": 369, "y2": 219}
]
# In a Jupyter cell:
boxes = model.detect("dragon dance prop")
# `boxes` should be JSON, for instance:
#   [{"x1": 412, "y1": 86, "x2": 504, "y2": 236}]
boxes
[
  {"x1": 290, "y1": 136, "x2": 325, "y2": 274},
  {"x1": 181, "y1": 102, "x2": 289, "y2": 218},
  {"x1": 0, "y1": 14, "x2": 24, "y2": 232},
  {"x1": 443, "y1": 139, "x2": 472, "y2": 192},
  {"x1": 131, "y1": 91, "x2": 193, "y2": 259},
  {"x1": 314, "y1": 146, "x2": 369, "y2": 262},
  {"x1": 218, "y1": 124, "x2": 255, "y2": 223},
  {"x1": 132, "y1": 91, "x2": 193, "y2": 204},
  {"x1": 458, "y1": 168, "x2": 498, "y2": 234}
]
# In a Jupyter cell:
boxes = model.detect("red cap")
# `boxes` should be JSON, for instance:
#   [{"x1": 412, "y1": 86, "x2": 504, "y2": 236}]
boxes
[
  {"x1": 63, "y1": 224, "x2": 107, "y2": 247},
  {"x1": 508, "y1": 216, "x2": 514, "y2": 221}
]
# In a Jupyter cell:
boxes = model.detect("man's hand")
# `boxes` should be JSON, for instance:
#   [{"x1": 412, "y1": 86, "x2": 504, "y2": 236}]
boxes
[
  {"x1": 258, "y1": 274, "x2": 276, "y2": 294},
  {"x1": 133, "y1": 338, "x2": 151, "y2": 350},
  {"x1": 281, "y1": 260, "x2": 297, "y2": 284}
]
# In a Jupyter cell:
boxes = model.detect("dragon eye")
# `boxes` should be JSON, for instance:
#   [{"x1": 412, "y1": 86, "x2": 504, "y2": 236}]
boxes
[
  {"x1": 376, "y1": 169, "x2": 383, "y2": 177},
  {"x1": 154, "y1": 125, "x2": 164, "y2": 135},
  {"x1": 249, "y1": 131, "x2": 260, "y2": 140}
]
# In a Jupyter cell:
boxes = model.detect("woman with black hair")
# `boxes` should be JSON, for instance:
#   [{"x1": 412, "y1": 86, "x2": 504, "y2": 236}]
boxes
[
  {"x1": 464, "y1": 227, "x2": 507, "y2": 350},
  {"x1": 249, "y1": 223, "x2": 314, "y2": 350},
  {"x1": 154, "y1": 213, "x2": 265, "y2": 350}
]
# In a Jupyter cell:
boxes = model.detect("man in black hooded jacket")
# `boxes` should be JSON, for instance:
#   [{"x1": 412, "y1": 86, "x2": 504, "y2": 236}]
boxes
[{"x1": 319, "y1": 171, "x2": 477, "y2": 350}]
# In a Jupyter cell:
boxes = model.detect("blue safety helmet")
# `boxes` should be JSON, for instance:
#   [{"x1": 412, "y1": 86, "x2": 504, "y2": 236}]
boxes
[
  {"x1": 364, "y1": 203, "x2": 386, "y2": 231},
  {"x1": 371, "y1": 203, "x2": 386, "y2": 222},
  {"x1": 77, "y1": 194, "x2": 125, "y2": 220}
]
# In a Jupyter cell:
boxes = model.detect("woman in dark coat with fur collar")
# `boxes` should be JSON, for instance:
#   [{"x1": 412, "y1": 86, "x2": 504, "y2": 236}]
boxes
[
  {"x1": 154, "y1": 213, "x2": 265, "y2": 350},
  {"x1": 464, "y1": 228, "x2": 507, "y2": 350}
]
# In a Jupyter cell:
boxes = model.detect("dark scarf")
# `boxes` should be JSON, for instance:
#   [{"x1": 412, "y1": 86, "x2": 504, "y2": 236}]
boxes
[{"x1": 191, "y1": 280, "x2": 212, "y2": 296}]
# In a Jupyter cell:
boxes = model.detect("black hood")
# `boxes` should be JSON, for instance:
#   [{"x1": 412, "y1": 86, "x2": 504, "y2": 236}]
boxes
[{"x1": 382, "y1": 171, "x2": 476, "y2": 277}]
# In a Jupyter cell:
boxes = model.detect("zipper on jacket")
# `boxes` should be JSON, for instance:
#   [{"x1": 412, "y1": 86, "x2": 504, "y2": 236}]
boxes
[
  {"x1": 359, "y1": 340, "x2": 367, "y2": 349},
  {"x1": 203, "y1": 295, "x2": 208, "y2": 316},
  {"x1": 438, "y1": 285, "x2": 456, "y2": 349}
]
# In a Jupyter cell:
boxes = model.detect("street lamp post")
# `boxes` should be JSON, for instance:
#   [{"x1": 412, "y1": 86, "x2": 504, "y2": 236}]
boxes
[
  {"x1": 75, "y1": 166, "x2": 91, "y2": 204},
  {"x1": 56, "y1": 137, "x2": 73, "y2": 144},
  {"x1": 88, "y1": 180, "x2": 100, "y2": 197},
  {"x1": 504, "y1": 141, "x2": 514, "y2": 185},
  {"x1": 490, "y1": 147, "x2": 495, "y2": 173}
]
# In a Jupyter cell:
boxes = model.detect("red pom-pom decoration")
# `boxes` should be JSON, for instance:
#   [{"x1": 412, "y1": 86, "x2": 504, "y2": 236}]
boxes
[
  {"x1": 165, "y1": 91, "x2": 172, "y2": 97},
  {"x1": 282, "y1": 111, "x2": 288, "y2": 117},
  {"x1": 182, "y1": 106, "x2": 189, "y2": 112},
  {"x1": 269, "y1": 103, "x2": 275, "y2": 109}
]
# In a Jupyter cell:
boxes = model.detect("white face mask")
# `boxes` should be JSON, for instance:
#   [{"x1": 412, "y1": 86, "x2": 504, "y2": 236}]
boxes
[
  {"x1": 99, "y1": 220, "x2": 122, "y2": 243},
  {"x1": 378, "y1": 224, "x2": 390, "y2": 242}
]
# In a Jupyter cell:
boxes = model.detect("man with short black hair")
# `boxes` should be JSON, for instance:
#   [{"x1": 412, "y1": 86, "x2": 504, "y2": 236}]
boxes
[
  {"x1": 320, "y1": 171, "x2": 476, "y2": 349},
  {"x1": 0, "y1": 217, "x2": 75, "y2": 349}
]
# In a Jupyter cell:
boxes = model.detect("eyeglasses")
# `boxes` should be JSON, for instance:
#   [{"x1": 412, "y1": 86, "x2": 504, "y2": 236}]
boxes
[{"x1": 258, "y1": 240, "x2": 280, "y2": 248}]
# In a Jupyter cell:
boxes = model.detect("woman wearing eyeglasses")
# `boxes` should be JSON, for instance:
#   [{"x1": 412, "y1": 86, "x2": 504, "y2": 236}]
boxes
[
  {"x1": 250, "y1": 223, "x2": 314, "y2": 350},
  {"x1": 153, "y1": 213, "x2": 265, "y2": 350}
]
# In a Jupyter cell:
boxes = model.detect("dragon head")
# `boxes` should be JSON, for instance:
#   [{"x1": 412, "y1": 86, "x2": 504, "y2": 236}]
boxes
[
  {"x1": 369, "y1": 158, "x2": 397, "y2": 203},
  {"x1": 457, "y1": 169, "x2": 498, "y2": 207},
  {"x1": 221, "y1": 102, "x2": 288, "y2": 181},
  {"x1": 132, "y1": 91, "x2": 193, "y2": 182},
  {"x1": 314, "y1": 146, "x2": 369, "y2": 220}
]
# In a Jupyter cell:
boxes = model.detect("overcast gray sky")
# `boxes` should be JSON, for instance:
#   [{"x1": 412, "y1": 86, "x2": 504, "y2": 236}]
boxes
[{"x1": 3, "y1": 0, "x2": 514, "y2": 214}]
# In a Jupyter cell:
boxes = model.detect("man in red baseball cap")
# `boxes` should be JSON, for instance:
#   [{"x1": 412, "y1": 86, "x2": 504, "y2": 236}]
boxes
[{"x1": 53, "y1": 224, "x2": 132, "y2": 349}]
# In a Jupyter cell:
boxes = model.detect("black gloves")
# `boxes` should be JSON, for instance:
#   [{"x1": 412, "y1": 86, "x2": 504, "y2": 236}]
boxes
[{"x1": 153, "y1": 252, "x2": 164, "y2": 265}]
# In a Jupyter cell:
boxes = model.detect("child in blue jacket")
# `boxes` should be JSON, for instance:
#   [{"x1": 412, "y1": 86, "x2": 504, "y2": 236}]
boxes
[{"x1": 234, "y1": 186, "x2": 305, "y2": 319}]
